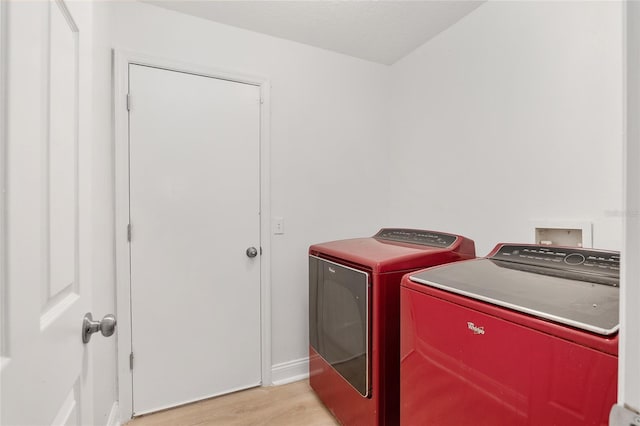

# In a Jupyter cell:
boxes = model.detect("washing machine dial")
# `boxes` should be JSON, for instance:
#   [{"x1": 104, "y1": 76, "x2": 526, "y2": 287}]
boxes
[{"x1": 564, "y1": 253, "x2": 586, "y2": 265}]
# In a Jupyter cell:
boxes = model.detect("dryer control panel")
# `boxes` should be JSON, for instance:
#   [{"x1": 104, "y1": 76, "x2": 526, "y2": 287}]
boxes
[
  {"x1": 490, "y1": 244, "x2": 620, "y2": 284},
  {"x1": 374, "y1": 228, "x2": 457, "y2": 248}
]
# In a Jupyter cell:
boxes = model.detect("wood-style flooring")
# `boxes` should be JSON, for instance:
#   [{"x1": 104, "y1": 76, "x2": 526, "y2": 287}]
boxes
[{"x1": 127, "y1": 380, "x2": 339, "y2": 426}]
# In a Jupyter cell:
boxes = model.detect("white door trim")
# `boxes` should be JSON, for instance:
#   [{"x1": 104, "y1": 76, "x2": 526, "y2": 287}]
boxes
[
  {"x1": 0, "y1": 0, "x2": 7, "y2": 367},
  {"x1": 619, "y1": 0, "x2": 640, "y2": 414},
  {"x1": 113, "y1": 50, "x2": 272, "y2": 422}
]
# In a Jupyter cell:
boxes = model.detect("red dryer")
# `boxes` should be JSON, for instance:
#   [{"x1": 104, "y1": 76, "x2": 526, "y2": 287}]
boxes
[
  {"x1": 309, "y1": 228, "x2": 475, "y2": 425},
  {"x1": 400, "y1": 243, "x2": 619, "y2": 426}
]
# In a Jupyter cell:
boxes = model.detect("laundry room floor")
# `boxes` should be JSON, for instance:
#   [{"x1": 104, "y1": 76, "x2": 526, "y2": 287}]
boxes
[{"x1": 127, "y1": 380, "x2": 339, "y2": 426}]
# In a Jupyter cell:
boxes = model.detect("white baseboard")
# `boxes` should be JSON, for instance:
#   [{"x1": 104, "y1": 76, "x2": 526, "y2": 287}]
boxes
[
  {"x1": 106, "y1": 402, "x2": 120, "y2": 426},
  {"x1": 271, "y1": 357, "x2": 309, "y2": 386},
  {"x1": 109, "y1": 360, "x2": 308, "y2": 423}
]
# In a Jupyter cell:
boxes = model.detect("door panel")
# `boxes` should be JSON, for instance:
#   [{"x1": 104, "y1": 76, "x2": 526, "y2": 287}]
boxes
[
  {"x1": 1, "y1": 1, "x2": 92, "y2": 424},
  {"x1": 128, "y1": 64, "x2": 261, "y2": 415}
]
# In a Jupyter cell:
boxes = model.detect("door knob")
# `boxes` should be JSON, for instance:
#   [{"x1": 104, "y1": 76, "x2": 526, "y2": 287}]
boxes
[
  {"x1": 82, "y1": 313, "x2": 117, "y2": 344},
  {"x1": 246, "y1": 247, "x2": 258, "y2": 258}
]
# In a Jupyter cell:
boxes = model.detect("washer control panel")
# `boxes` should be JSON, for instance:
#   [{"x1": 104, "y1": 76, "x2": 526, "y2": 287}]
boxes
[
  {"x1": 374, "y1": 228, "x2": 457, "y2": 248},
  {"x1": 491, "y1": 244, "x2": 620, "y2": 278}
]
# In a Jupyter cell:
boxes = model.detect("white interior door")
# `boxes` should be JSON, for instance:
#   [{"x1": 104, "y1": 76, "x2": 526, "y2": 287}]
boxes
[
  {"x1": 128, "y1": 64, "x2": 262, "y2": 415},
  {"x1": 1, "y1": 1, "x2": 94, "y2": 425}
]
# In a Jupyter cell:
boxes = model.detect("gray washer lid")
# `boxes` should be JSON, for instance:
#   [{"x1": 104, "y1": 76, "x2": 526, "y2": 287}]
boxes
[{"x1": 409, "y1": 258, "x2": 619, "y2": 336}]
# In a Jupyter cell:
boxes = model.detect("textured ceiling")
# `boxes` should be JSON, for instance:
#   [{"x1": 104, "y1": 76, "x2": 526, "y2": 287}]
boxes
[{"x1": 142, "y1": 1, "x2": 484, "y2": 65}]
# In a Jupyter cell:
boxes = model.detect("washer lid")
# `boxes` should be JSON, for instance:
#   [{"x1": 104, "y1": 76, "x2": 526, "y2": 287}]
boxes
[{"x1": 409, "y1": 245, "x2": 620, "y2": 336}]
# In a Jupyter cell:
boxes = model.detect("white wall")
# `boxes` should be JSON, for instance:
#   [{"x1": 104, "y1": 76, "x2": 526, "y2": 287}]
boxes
[
  {"x1": 91, "y1": 1, "x2": 390, "y2": 418},
  {"x1": 388, "y1": 1, "x2": 624, "y2": 256}
]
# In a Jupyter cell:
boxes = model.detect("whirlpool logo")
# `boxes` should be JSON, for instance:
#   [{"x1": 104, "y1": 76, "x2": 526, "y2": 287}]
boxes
[{"x1": 467, "y1": 322, "x2": 485, "y2": 335}]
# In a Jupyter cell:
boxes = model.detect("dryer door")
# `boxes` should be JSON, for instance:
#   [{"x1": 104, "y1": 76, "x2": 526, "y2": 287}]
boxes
[{"x1": 309, "y1": 256, "x2": 371, "y2": 397}]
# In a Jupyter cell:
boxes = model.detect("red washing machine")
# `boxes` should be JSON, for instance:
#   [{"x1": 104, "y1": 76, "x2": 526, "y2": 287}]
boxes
[
  {"x1": 400, "y1": 243, "x2": 619, "y2": 426},
  {"x1": 309, "y1": 228, "x2": 475, "y2": 425}
]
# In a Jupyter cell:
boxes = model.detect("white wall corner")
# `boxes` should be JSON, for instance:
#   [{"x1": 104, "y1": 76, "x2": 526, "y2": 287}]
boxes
[
  {"x1": 106, "y1": 402, "x2": 120, "y2": 426},
  {"x1": 270, "y1": 357, "x2": 309, "y2": 386}
]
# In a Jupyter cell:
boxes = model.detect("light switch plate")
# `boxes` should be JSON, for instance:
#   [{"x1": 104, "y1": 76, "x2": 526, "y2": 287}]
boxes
[{"x1": 273, "y1": 217, "x2": 284, "y2": 235}]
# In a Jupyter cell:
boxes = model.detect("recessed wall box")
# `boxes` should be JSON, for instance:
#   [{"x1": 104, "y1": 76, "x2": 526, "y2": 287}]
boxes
[{"x1": 531, "y1": 221, "x2": 593, "y2": 248}]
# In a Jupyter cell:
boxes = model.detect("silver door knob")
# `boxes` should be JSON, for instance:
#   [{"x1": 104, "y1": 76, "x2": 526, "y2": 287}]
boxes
[
  {"x1": 82, "y1": 313, "x2": 117, "y2": 344},
  {"x1": 246, "y1": 247, "x2": 258, "y2": 258}
]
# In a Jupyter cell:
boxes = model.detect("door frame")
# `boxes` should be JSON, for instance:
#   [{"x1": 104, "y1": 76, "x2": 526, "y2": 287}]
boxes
[
  {"x1": 113, "y1": 50, "x2": 272, "y2": 422},
  {"x1": 0, "y1": 0, "x2": 7, "y2": 368}
]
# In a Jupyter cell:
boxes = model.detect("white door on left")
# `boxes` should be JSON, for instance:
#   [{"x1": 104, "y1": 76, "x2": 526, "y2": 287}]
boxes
[{"x1": 1, "y1": 1, "x2": 95, "y2": 425}]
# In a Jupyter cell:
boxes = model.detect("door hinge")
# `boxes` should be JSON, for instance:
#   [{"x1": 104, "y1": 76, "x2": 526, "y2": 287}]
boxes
[
  {"x1": 127, "y1": 224, "x2": 132, "y2": 242},
  {"x1": 129, "y1": 352, "x2": 134, "y2": 370},
  {"x1": 126, "y1": 93, "x2": 131, "y2": 111}
]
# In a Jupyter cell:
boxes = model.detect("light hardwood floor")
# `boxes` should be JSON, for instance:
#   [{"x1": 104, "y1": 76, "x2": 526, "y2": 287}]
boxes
[{"x1": 127, "y1": 380, "x2": 339, "y2": 426}]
